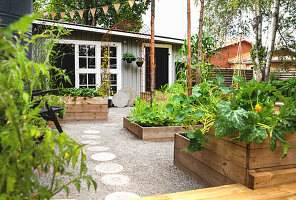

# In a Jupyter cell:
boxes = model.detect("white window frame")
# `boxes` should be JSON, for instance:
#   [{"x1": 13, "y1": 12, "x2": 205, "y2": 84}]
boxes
[
  {"x1": 141, "y1": 43, "x2": 173, "y2": 92},
  {"x1": 56, "y1": 39, "x2": 122, "y2": 94}
]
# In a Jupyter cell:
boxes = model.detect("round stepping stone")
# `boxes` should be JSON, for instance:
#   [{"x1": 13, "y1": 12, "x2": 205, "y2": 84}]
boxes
[
  {"x1": 82, "y1": 135, "x2": 101, "y2": 139},
  {"x1": 81, "y1": 140, "x2": 99, "y2": 145},
  {"x1": 101, "y1": 174, "x2": 130, "y2": 186},
  {"x1": 83, "y1": 130, "x2": 100, "y2": 134},
  {"x1": 95, "y1": 163, "x2": 123, "y2": 174},
  {"x1": 91, "y1": 152, "x2": 116, "y2": 161},
  {"x1": 105, "y1": 192, "x2": 140, "y2": 200},
  {"x1": 87, "y1": 146, "x2": 109, "y2": 152}
]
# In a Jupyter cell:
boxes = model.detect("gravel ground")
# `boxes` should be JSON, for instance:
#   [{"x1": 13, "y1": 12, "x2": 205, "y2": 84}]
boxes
[{"x1": 52, "y1": 107, "x2": 204, "y2": 200}]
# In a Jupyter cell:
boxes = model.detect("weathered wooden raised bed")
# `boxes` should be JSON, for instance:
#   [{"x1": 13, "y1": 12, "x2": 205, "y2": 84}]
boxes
[
  {"x1": 123, "y1": 117, "x2": 202, "y2": 142},
  {"x1": 61, "y1": 97, "x2": 108, "y2": 120},
  {"x1": 174, "y1": 127, "x2": 296, "y2": 189}
]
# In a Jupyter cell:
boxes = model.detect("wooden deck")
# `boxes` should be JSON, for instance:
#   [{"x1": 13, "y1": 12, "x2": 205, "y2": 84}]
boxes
[{"x1": 133, "y1": 183, "x2": 296, "y2": 200}]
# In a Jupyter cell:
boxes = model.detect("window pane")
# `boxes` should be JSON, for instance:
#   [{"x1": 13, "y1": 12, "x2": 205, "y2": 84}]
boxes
[
  {"x1": 110, "y1": 74, "x2": 117, "y2": 85},
  {"x1": 110, "y1": 58, "x2": 117, "y2": 69},
  {"x1": 110, "y1": 86, "x2": 117, "y2": 96},
  {"x1": 88, "y1": 58, "x2": 95, "y2": 69},
  {"x1": 88, "y1": 86, "x2": 96, "y2": 89},
  {"x1": 110, "y1": 47, "x2": 117, "y2": 57},
  {"x1": 79, "y1": 58, "x2": 87, "y2": 68},
  {"x1": 79, "y1": 45, "x2": 87, "y2": 56},
  {"x1": 79, "y1": 74, "x2": 87, "y2": 85},
  {"x1": 88, "y1": 45, "x2": 95, "y2": 57},
  {"x1": 88, "y1": 74, "x2": 96, "y2": 84}
]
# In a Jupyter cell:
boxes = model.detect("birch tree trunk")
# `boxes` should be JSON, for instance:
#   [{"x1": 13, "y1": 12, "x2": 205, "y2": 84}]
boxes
[
  {"x1": 251, "y1": 0, "x2": 264, "y2": 81},
  {"x1": 264, "y1": 0, "x2": 280, "y2": 81},
  {"x1": 196, "y1": 0, "x2": 204, "y2": 84}
]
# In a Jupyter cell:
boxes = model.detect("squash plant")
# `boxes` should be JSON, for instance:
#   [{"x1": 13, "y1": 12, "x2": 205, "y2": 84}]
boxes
[
  {"x1": 214, "y1": 76, "x2": 296, "y2": 157},
  {"x1": 0, "y1": 15, "x2": 96, "y2": 199},
  {"x1": 166, "y1": 74, "x2": 226, "y2": 152}
]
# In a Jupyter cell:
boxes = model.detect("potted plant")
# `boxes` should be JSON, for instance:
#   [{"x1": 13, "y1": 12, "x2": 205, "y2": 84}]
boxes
[
  {"x1": 136, "y1": 57, "x2": 144, "y2": 67},
  {"x1": 122, "y1": 52, "x2": 136, "y2": 63}
]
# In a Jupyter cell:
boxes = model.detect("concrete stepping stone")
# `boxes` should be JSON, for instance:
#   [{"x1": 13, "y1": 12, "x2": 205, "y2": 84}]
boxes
[
  {"x1": 91, "y1": 152, "x2": 116, "y2": 161},
  {"x1": 82, "y1": 135, "x2": 101, "y2": 139},
  {"x1": 81, "y1": 140, "x2": 100, "y2": 145},
  {"x1": 95, "y1": 163, "x2": 123, "y2": 174},
  {"x1": 101, "y1": 174, "x2": 130, "y2": 186},
  {"x1": 87, "y1": 146, "x2": 109, "y2": 152},
  {"x1": 105, "y1": 192, "x2": 140, "y2": 200},
  {"x1": 83, "y1": 130, "x2": 101, "y2": 134}
]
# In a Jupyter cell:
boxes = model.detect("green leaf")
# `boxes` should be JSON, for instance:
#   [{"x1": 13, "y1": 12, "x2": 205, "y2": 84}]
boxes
[
  {"x1": 193, "y1": 109, "x2": 205, "y2": 117},
  {"x1": 165, "y1": 103, "x2": 174, "y2": 113},
  {"x1": 175, "y1": 113, "x2": 186, "y2": 123},
  {"x1": 186, "y1": 131, "x2": 195, "y2": 139},
  {"x1": 219, "y1": 86, "x2": 232, "y2": 94},
  {"x1": 216, "y1": 74, "x2": 225, "y2": 83}
]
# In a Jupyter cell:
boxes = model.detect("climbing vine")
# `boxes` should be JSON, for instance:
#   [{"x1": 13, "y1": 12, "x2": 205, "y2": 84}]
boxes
[{"x1": 97, "y1": 46, "x2": 111, "y2": 96}]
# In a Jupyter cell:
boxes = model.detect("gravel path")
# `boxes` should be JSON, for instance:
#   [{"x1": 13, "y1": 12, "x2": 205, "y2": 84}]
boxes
[{"x1": 53, "y1": 107, "x2": 204, "y2": 200}]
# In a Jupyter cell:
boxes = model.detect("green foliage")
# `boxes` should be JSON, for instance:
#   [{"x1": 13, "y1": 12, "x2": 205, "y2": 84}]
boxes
[
  {"x1": 122, "y1": 52, "x2": 136, "y2": 62},
  {"x1": 0, "y1": 15, "x2": 96, "y2": 198},
  {"x1": 33, "y1": 0, "x2": 151, "y2": 29},
  {"x1": 214, "y1": 76, "x2": 296, "y2": 157},
  {"x1": 58, "y1": 88, "x2": 106, "y2": 98},
  {"x1": 167, "y1": 76, "x2": 226, "y2": 152},
  {"x1": 270, "y1": 77, "x2": 296, "y2": 101},
  {"x1": 129, "y1": 97, "x2": 176, "y2": 127}
]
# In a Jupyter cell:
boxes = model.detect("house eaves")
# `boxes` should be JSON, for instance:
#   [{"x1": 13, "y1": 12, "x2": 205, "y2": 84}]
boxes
[{"x1": 33, "y1": 19, "x2": 184, "y2": 45}]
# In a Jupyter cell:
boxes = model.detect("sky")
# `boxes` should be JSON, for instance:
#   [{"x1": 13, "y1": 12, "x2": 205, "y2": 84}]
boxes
[{"x1": 142, "y1": 0, "x2": 200, "y2": 40}]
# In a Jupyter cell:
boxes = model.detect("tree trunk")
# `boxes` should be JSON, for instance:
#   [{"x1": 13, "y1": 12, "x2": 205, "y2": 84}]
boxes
[
  {"x1": 251, "y1": 0, "x2": 264, "y2": 81},
  {"x1": 264, "y1": 0, "x2": 280, "y2": 81},
  {"x1": 196, "y1": 0, "x2": 204, "y2": 84}
]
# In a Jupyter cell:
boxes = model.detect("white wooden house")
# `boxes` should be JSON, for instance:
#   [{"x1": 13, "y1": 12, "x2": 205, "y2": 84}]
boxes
[{"x1": 33, "y1": 19, "x2": 184, "y2": 96}]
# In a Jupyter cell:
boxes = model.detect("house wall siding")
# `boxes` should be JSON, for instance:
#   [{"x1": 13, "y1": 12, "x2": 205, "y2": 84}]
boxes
[{"x1": 60, "y1": 30, "x2": 181, "y2": 96}]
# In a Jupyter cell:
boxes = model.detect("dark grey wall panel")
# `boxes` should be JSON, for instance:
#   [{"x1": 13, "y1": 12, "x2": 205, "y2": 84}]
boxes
[{"x1": 0, "y1": 0, "x2": 33, "y2": 27}]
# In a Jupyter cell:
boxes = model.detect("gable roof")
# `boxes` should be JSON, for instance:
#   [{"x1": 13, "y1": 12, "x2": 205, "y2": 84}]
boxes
[{"x1": 33, "y1": 19, "x2": 184, "y2": 45}]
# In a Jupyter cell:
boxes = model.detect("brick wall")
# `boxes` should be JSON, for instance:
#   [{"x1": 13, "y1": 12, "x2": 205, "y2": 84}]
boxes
[{"x1": 210, "y1": 41, "x2": 252, "y2": 68}]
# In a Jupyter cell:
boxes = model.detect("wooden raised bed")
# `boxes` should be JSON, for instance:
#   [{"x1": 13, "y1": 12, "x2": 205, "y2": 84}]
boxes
[
  {"x1": 174, "y1": 127, "x2": 296, "y2": 189},
  {"x1": 123, "y1": 117, "x2": 202, "y2": 142},
  {"x1": 61, "y1": 97, "x2": 108, "y2": 120}
]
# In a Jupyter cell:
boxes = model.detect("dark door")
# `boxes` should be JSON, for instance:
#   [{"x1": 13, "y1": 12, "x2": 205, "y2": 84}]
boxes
[
  {"x1": 52, "y1": 43, "x2": 75, "y2": 88},
  {"x1": 145, "y1": 47, "x2": 169, "y2": 91}
]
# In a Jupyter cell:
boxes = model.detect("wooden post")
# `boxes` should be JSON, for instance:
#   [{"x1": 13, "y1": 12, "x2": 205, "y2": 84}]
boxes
[
  {"x1": 187, "y1": 0, "x2": 192, "y2": 96},
  {"x1": 150, "y1": 0, "x2": 156, "y2": 103},
  {"x1": 197, "y1": 0, "x2": 204, "y2": 84}
]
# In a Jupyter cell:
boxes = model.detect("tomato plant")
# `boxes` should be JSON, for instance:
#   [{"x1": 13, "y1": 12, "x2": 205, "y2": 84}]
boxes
[{"x1": 0, "y1": 15, "x2": 96, "y2": 199}]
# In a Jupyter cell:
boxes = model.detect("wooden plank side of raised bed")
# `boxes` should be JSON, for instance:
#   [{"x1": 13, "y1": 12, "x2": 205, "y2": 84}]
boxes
[
  {"x1": 202, "y1": 136, "x2": 247, "y2": 168},
  {"x1": 248, "y1": 168, "x2": 296, "y2": 189},
  {"x1": 123, "y1": 117, "x2": 143, "y2": 139},
  {"x1": 174, "y1": 134, "x2": 246, "y2": 185},
  {"x1": 174, "y1": 146, "x2": 236, "y2": 187},
  {"x1": 67, "y1": 104, "x2": 108, "y2": 113},
  {"x1": 63, "y1": 112, "x2": 108, "y2": 120},
  {"x1": 249, "y1": 146, "x2": 296, "y2": 169},
  {"x1": 249, "y1": 132, "x2": 296, "y2": 149},
  {"x1": 63, "y1": 97, "x2": 108, "y2": 105}
]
